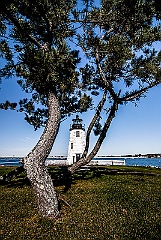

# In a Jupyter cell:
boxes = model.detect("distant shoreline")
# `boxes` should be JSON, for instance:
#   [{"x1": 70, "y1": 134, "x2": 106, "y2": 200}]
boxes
[
  {"x1": 0, "y1": 156, "x2": 160, "y2": 167},
  {"x1": 0, "y1": 153, "x2": 161, "y2": 159}
]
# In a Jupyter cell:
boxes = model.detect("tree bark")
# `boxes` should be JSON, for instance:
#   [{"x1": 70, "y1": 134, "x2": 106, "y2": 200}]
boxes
[{"x1": 23, "y1": 91, "x2": 61, "y2": 219}]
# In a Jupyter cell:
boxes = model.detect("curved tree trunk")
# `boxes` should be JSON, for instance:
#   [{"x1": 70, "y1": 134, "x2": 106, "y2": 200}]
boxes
[
  {"x1": 82, "y1": 90, "x2": 107, "y2": 158},
  {"x1": 68, "y1": 101, "x2": 118, "y2": 174},
  {"x1": 23, "y1": 91, "x2": 61, "y2": 219}
]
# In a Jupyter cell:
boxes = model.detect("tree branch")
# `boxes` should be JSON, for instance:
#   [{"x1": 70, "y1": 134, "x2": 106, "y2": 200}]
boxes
[
  {"x1": 35, "y1": 3, "x2": 54, "y2": 49},
  {"x1": 87, "y1": 101, "x2": 118, "y2": 161},
  {"x1": 82, "y1": 90, "x2": 107, "y2": 158},
  {"x1": 2, "y1": 5, "x2": 43, "y2": 49},
  {"x1": 119, "y1": 80, "x2": 161, "y2": 102},
  {"x1": 95, "y1": 47, "x2": 118, "y2": 100}
]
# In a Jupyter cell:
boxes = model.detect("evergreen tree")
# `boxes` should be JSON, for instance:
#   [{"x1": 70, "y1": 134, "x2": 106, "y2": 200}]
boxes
[
  {"x1": 68, "y1": 0, "x2": 161, "y2": 173},
  {"x1": 0, "y1": 0, "x2": 91, "y2": 219}
]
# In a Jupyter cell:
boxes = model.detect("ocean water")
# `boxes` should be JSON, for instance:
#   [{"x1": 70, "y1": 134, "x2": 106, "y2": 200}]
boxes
[
  {"x1": 125, "y1": 157, "x2": 161, "y2": 167},
  {"x1": 0, "y1": 157, "x2": 161, "y2": 167},
  {"x1": 0, "y1": 158, "x2": 22, "y2": 166}
]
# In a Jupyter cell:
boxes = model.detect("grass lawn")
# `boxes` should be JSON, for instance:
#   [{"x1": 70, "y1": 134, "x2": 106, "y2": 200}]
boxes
[{"x1": 0, "y1": 166, "x2": 161, "y2": 240}]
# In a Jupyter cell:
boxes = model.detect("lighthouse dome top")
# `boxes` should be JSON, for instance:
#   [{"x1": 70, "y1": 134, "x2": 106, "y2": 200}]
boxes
[{"x1": 70, "y1": 115, "x2": 85, "y2": 131}]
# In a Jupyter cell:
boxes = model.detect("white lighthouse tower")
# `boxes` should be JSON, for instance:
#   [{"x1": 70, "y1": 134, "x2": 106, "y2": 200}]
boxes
[{"x1": 67, "y1": 115, "x2": 86, "y2": 165}]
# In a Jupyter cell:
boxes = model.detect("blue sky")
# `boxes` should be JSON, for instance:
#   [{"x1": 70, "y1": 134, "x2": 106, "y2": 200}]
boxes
[
  {"x1": 0, "y1": 1, "x2": 161, "y2": 157},
  {"x1": 0, "y1": 75, "x2": 161, "y2": 157}
]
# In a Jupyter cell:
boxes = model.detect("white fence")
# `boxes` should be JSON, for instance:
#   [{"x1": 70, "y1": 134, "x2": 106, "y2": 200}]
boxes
[{"x1": 45, "y1": 158, "x2": 125, "y2": 166}]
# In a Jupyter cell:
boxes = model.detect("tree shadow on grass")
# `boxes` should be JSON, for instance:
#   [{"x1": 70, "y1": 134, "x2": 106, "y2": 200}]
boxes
[
  {"x1": 0, "y1": 166, "x2": 119, "y2": 189},
  {"x1": 48, "y1": 166, "x2": 119, "y2": 192},
  {"x1": 0, "y1": 175, "x2": 31, "y2": 188},
  {"x1": 3, "y1": 165, "x2": 142, "y2": 192}
]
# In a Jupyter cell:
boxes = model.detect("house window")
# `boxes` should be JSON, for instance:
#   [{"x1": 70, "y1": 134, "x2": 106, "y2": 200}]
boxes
[
  {"x1": 71, "y1": 143, "x2": 73, "y2": 149},
  {"x1": 76, "y1": 131, "x2": 80, "y2": 137}
]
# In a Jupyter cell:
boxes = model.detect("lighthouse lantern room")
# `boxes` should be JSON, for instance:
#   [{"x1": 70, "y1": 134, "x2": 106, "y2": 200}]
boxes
[{"x1": 67, "y1": 115, "x2": 86, "y2": 165}]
